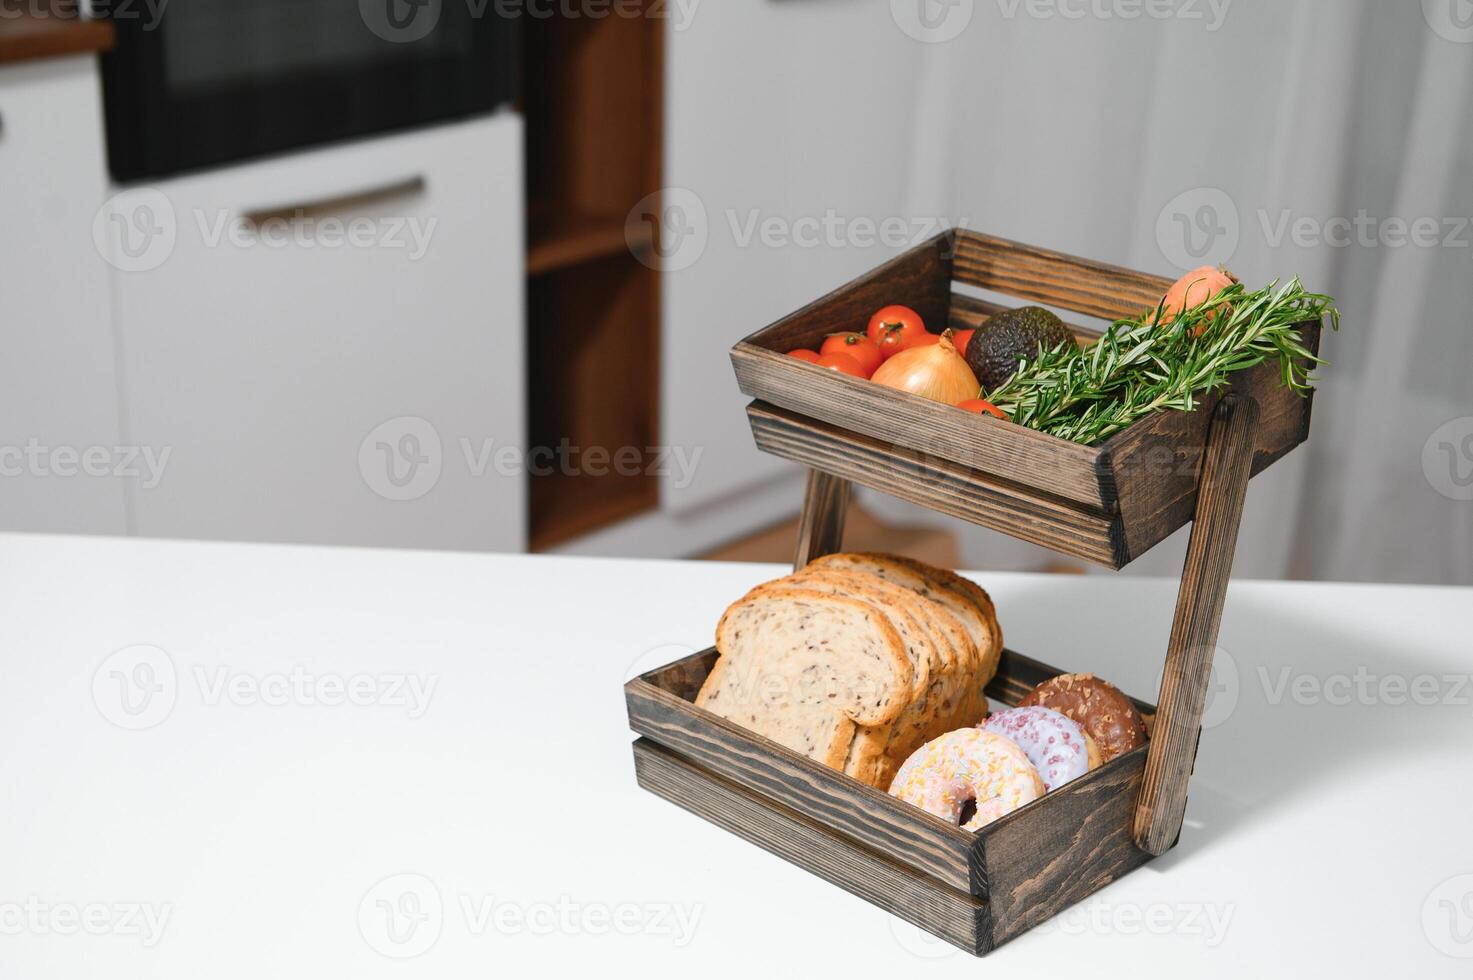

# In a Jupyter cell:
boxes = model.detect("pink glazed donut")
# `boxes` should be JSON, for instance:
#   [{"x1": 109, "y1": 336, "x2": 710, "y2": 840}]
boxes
[
  {"x1": 889, "y1": 728, "x2": 1046, "y2": 831},
  {"x1": 980, "y1": 706, "x2": 1098, "y2": 791}
]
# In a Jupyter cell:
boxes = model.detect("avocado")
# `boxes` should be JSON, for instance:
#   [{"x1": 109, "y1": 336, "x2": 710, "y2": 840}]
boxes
[{"x1": 965, "y1": 306, "x2": 1077, "y2": 392}]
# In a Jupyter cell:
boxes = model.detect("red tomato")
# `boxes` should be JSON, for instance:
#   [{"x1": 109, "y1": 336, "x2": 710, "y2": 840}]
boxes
[
  {"x1": 952, "y1": 328, "x2": 975, "y2": 356},
  {"x1": 787, "y1": 348, "x2": 822, "y2": 363},
  {"x1": 815, "y1": 352, "x2": 865, "y2": 378},
  {"x1": 910, "y1": 332, "x2": 942, "y2": 346},
  {"x1": 866, "y1": 305, "x2": 927, "y2": 358},
  {"x1": 957, "y1": 398, "x2": 1006, "y2": 419},
  {"x1": 819, "y1": 333, "x2": 883, "y2": 376}
]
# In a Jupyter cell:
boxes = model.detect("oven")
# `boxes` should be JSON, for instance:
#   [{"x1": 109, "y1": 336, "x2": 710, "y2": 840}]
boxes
[{"x1": 99, "y1": 0, "x2": 517, "y2": 182}]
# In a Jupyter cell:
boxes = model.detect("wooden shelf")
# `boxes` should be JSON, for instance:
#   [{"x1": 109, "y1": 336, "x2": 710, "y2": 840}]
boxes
[
  {"x1": 527, "y1": 207, "x2": 654, "y2": 276},
  {"x1": 523, "y1": 7, "x2": 664, "y2": 550}
]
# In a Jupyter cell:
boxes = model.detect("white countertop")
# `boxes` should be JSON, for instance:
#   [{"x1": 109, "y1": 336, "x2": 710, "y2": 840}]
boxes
[{"x1": 1, "y1": 533, "x2": 1468, "y2": 977}]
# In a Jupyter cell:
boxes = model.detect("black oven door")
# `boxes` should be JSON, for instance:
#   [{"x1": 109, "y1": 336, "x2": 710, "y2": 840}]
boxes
[{"x1": 101, "y1": 0, "x2": 517, "y2": 182}]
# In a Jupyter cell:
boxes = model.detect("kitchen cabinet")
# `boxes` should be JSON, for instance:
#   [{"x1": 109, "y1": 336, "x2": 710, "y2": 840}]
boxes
[
  {"x1": 0, "y1": 55, "x2": 128, "y2": 535},
  {"x1": 101, "y1": 115, "x2": 526, "y2": 551}
]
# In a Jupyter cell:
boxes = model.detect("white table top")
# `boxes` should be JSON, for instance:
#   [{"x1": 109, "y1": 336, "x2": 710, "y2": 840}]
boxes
[{"x1": 2, "y1": 532, "x2": 1468, "y2": 977}]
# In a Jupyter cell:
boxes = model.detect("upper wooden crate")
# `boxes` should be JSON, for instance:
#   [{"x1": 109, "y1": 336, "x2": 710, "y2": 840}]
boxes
[{"x1": 730, "y1": 229, "x2": 1321, "y2": 569}]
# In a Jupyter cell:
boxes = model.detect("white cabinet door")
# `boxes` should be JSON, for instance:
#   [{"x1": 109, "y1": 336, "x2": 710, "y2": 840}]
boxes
[
  {"x1": 0, "y1": 57, "x2": 127, "y2": 535},
  {"x1": 104, "y1": 115, "x2": 525, "y2": 551},
  {"x1": 661, "y1": 2, "x2": 939, "y2": 516}
]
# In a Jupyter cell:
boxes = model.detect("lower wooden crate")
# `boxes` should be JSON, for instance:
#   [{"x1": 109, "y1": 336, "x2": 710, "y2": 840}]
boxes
[{"x1": 625, "y1": 648, "x2": 1161, "y2": 955}]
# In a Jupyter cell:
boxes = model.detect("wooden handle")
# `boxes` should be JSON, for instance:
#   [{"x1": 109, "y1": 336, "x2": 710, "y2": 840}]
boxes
[
  {"x1": 1133, "y1": 394, "x2": 1259, "y2": 855},
  {"x1": 793, "y1": 470, "x2": 850, "y2": 569}
]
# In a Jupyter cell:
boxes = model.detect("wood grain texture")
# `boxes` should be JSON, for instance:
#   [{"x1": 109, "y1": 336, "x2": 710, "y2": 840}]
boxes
[
  {"x1": 1103, "y1": 321, "x2": 1320, "y2": 563},
  {"x1": 625, "y1": 657, "x2": 978, "y2": 892},
  {"x1": 979, "y1": 743, "x2": 1154, "y2": 946},
  {"x1": 738, "y1": 232, "x2": 954, "y2": 354},
  {"x1": 747, "y1": 402, "x2": 1123, "y2": 567},
  {"x1": 793, "y1": 470, "x2": 851, "y2": 568},
  {"x1": 627, "y1": 645, "x2": 1159, "y2": 899},
  {"x1": 951, "y1": 229, "x2": 1173, "y2": 322},
  {"x1": 634, "y1": 738, "x2": 991, "y2": 955},
  {"x1": 1133, "y1": 394, "x2": 1259, "y2": 855},
  {"x1": 947, "y1": 292, "x2": 1102, "y2": 348},
  {"x1": 733, "y1": 345, "x2": 1109, "y2": 510}
]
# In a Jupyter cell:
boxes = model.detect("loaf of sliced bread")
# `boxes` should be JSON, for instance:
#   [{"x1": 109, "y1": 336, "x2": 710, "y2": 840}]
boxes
[
  {"x1": 696, "y1": 554, "x2": 1005, "y2": 790},
  {"x1": 697, "y1": 588, "x2": 913, "y2": 767}
]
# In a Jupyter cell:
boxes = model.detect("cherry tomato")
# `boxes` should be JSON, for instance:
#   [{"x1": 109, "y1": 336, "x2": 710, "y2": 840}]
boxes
[
  {"x1": 866, "y1": 305, "x2": 927, "y2": 358},
  {"x1": 819, "y1": 333, "x2": 883, "y2": 376},
  {"x1": 815, "y1": 352, "x2": 865, "y2": 378},
  {"x1": 910, "y1": 332, "x2": 942, "y2": 346},
  {"x1": 952, "y1": 328, "x2": 975, "y2": 356},
  {"x1": 787, "y1": 348, "x2": 822, "y2": 363},
  {"x1": 957, "y1": 398, "x2": 1006, "y2": 419}
]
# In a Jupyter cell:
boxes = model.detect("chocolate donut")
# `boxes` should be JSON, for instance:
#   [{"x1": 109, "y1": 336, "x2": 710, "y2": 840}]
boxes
[{"x1": 1017, "y1": 673, "x2": 1147, "y2": 762}]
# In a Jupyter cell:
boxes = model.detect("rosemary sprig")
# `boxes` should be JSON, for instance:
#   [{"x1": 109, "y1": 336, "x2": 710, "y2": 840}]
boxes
[{"x1": 985, "y1": 278, "x2": 1339, "y2": 444}]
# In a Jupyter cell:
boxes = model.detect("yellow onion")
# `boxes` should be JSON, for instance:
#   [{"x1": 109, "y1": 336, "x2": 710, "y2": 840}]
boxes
[{"x1": 870, "y1": 333, "x2": 979, "y2": 404}]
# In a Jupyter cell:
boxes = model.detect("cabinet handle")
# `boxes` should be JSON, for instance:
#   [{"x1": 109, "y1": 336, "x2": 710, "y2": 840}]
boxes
[{"x1": 240, "y1": 175, "x2": 427, "y2": 225}]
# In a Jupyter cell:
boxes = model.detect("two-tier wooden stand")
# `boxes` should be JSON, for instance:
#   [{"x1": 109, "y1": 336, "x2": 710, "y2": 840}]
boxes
[{"x1": 624, "y1": 229, "x2": 1320, "y2": 954}]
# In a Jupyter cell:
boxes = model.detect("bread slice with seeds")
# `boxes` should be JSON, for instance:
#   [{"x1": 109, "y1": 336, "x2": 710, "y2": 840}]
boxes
[{"x1": 696, "y1": 588, "x2": 912, "y2": 769}]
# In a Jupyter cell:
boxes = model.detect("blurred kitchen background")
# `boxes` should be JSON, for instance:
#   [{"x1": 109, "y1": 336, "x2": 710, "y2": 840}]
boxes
[{"x1": 2, "y1": 0, "x2": 1469, "y2": 585}]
